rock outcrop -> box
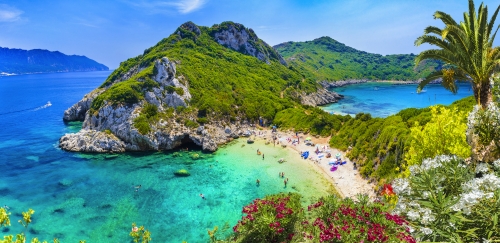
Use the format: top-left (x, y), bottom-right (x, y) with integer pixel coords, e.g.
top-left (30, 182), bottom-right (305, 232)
top-left (300, 88), bottom-right (344, 106)
top-left (63, 89), bottom-right (103, 122)
top-left (59, 130), bottom-right (125, 153)
top-left (212, 22), bottom-right (287, 65)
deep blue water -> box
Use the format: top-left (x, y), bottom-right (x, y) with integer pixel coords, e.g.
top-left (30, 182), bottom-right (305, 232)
top-left (322, 82), bottom-right (474, 117)
top-left (0, 72), bottom-right (334, 242)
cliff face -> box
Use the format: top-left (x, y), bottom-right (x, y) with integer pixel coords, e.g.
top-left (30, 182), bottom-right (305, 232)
top-left (60, 57), bottom-right (254, 152)
top-left (0, 47), bottom-right (108, 75)
top-left (59, 21), bottom-right (342, 153)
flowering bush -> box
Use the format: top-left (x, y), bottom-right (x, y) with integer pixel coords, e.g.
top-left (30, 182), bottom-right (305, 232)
top-left (404, 106), bottom-right (470, 176)
top-left (301, 194), bottom-right (414, 243)
top-left (467, 102), bottom-right (500, 162)
top-left (393, 155), bottom-right (500, 242)
top-left (231, 193), bottom-right (303, 243)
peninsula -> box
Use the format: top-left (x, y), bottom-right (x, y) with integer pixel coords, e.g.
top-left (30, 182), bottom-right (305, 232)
top-left (0, 47), bottom-right (108, 75)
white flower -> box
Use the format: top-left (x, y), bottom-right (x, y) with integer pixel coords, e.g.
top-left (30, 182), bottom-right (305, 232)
top-left (476, 163), bottom-right (490, 174)
top-left (420, 208), bottom-right (435, 225)
top-left (421, 227), bottom-right (433, 235)
top-left (422, 191), bottom-right (430, 199)
top-left (407, 210), bottom-right (420, 221)
top-left (392, 178), bottom-right (411, 195)
top-left (494, 159), bottom-right (500, 170)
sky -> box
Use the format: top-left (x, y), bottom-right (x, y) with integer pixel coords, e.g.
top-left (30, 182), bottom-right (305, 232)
top-left (1, 0), bottom-right (499, 69)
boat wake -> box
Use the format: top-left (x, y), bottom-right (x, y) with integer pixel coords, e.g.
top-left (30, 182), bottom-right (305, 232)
top-left (33, 101), bottom-right (52, 111)
top-left (0, 101), bottom-right (52, 115)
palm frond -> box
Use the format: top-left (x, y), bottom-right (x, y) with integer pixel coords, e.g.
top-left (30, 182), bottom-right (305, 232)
top-left (434, 11), bottom-right (458, 26)
top-left (486, 4), bottom-right (500, 38)
top-left (417, 70), bottom-right (444, 93)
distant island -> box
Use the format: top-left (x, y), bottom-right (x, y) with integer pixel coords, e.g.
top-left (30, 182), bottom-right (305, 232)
top-left (0, 47), bottom-right (108, 75)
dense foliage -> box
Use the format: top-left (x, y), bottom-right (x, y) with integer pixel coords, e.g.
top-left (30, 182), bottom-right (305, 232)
top-left (215, 193), bottom-right (414, 243)
top-left (404, 106), bottom-right (471, 176)
top-left (330, 96), bottom-right (475, 185)
top-left (273, 107), bottom-right (350, 136)
top-left (392, 156), bottom-right (500, 242)
top-left (92, 21), bottom-right (318, 122)
top-left (275, 37), bottom-right (442, 81)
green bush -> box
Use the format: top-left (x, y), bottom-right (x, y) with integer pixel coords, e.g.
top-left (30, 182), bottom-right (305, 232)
top-left (184, 119), bottom-right (199, 128)
top-left (392, 156), bottom-right (500, 242)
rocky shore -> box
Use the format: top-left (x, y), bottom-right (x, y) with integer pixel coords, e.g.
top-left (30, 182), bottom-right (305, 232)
top-left (319, 79), bottom-right (442, 89)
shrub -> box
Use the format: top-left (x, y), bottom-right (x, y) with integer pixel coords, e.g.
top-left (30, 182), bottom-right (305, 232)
top-left (303, 194), bottom-right (415, 243)
top-left (392, 155), bottom-right (500, 242)
top-left (231, 193), bottom-right (303, 242)
top-left (184, 119), bottom-right (198, 128)
top-left (404, 106), bottom-right (471, 176)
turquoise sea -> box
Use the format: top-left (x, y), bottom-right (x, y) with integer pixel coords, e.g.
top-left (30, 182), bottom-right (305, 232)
top-left (0, 72), bottom-right (336, 242)
top-left (322, 82), bottom-right (474, 117)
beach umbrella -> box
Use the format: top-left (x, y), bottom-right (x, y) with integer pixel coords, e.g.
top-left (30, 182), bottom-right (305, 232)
top-left (336, 153), bottom-right (341, 158)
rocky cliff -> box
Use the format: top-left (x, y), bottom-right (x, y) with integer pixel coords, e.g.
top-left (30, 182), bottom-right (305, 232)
top-left (60, 21), bottom-right (342, 153)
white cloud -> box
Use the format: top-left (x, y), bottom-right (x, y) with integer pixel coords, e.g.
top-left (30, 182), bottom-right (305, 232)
top-left (125, 0), bottom-right (207, 14)
top-left (0, 4), bottom-right (23, 22)
top-left (173, 0), bottom-right (206, 14)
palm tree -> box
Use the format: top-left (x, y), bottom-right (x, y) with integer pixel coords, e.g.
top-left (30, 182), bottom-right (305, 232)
top-left (415, 0), bottom-right (500, 108)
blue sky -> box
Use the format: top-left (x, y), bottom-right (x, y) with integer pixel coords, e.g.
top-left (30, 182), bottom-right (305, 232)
top-left (1, 0), bottom-right (499, 69)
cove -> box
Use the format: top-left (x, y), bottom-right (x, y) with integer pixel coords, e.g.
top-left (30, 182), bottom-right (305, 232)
top-left (322, 82), bottom-right (474, 117)
top-left (0, 71), bottom-right (334, 242)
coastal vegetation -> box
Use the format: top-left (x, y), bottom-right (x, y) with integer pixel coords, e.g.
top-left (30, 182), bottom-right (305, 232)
top-left (212, 193), bottom-right (414, 243)
top-left (330, 96), bottom-right (475, 185)
top-left (275, 37), bottom-right (442, 81)
top-left (92, 21), bottom-right (316, 123)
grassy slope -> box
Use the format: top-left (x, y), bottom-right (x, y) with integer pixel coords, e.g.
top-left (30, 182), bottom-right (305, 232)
top-left (275, 36), bottom-right (442, 81)
top-left (91, 22), bottom-right (319, 122)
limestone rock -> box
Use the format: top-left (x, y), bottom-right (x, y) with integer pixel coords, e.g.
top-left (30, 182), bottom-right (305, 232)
top-left (59, 130), bottom-right (125, 153)
top-left (300, 88), bottom-right (344, 106)
top-left (63, 89), bottom-right (104, 122)
top-left (213, 22), bottom-right (287, 65)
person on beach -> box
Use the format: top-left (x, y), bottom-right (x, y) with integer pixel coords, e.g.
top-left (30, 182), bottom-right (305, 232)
top-left (200, 193), bottom-right (205, 199)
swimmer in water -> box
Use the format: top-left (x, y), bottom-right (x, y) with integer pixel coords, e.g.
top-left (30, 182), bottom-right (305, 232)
top-left (200, 193), bottom-right (205, 199)
top-left (134, 185), bottom-right (142, 192)
top-left (256, 179), bottom-right (260, 185)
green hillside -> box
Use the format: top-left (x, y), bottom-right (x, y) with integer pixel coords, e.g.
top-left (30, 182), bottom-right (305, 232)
top-left (274, 36), bottom-right (442, 81)
top-left (92, 21), bottom-right (318, 121)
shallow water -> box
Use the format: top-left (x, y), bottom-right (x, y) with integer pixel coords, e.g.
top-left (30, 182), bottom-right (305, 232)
top-left (322, 82), bottom-right (474, 117)
top-left (0, 72), bottom-right (334, 242)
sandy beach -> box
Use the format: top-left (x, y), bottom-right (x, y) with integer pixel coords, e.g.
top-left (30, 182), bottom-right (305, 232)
top-left (250, 128), bottom-right (376, 199)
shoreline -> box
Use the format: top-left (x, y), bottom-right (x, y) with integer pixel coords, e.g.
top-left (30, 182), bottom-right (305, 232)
top-left (248, 128), bottom-right (376, 199)
top-left (319, 79), bottom-right (442, 89)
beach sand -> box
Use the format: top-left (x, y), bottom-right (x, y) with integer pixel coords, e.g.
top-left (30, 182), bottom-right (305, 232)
top-left (249, 128), bottom-right (376, 199)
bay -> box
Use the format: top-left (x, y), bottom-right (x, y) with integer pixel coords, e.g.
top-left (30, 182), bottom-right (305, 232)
top-left (0, 72), bottom-right (334, 242)
top-left (322, 82), bottom-right (474, 117)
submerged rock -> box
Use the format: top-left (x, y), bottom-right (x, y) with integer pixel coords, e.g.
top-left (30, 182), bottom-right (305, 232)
top-left (174, 169), bottom-right (190, 177)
